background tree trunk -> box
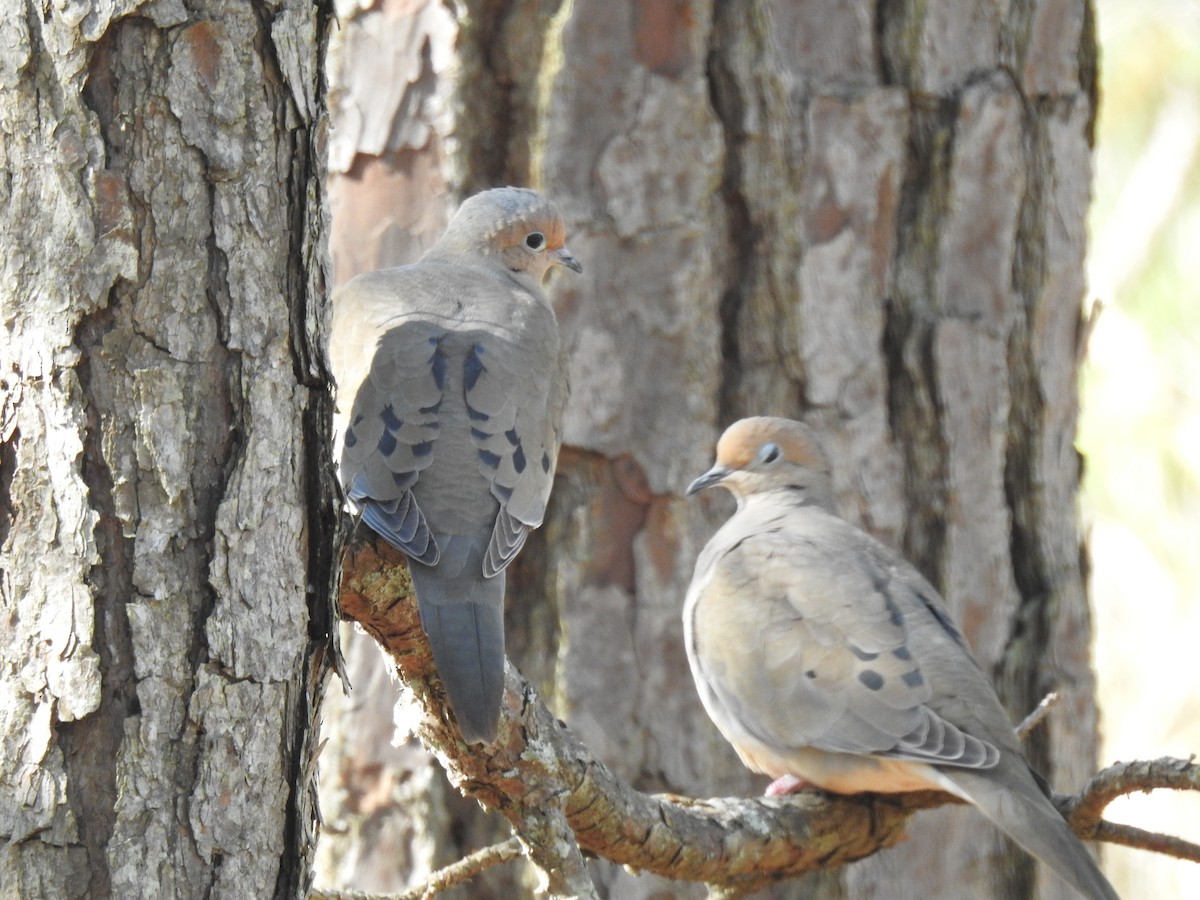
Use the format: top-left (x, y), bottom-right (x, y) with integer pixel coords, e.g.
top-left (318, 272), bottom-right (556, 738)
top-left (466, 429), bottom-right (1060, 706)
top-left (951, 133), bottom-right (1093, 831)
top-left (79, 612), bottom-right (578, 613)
top-left (0, 2), bottom-right (335, 897)
top-left (318, 0), bottom-right (1099, 897)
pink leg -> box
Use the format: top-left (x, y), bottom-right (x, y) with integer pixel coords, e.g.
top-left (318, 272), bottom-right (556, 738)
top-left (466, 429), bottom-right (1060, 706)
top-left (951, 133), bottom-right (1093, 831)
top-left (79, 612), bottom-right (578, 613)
top-left (764, 774), bottom-right (813, 796)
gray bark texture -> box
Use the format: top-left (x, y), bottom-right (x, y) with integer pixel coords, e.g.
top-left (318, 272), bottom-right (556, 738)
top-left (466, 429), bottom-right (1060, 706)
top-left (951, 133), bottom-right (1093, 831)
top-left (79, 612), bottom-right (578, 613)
top-left (0, 1), bottom-right (336, 898)
top-left (316, 0), bottom-right (1100, 898)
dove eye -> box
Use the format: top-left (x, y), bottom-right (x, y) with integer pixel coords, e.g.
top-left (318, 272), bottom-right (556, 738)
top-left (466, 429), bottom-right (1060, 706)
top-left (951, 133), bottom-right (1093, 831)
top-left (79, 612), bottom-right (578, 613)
top-left (757, 443), bottom-right (781, 465)
top-left (524, 231), bottom-right (546, 251)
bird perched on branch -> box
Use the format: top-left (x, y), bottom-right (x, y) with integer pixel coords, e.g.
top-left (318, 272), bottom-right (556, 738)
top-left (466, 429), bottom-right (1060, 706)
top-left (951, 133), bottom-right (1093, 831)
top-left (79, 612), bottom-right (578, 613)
top-left (331, 187), bottom-right (580, 743)
top-left (683, 416), bottom-right (1118, 900)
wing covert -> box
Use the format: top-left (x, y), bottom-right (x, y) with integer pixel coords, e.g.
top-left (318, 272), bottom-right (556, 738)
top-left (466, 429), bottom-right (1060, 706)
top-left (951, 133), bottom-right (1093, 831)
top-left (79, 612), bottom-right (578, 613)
top-left (699, 528), bottom-right (999, 771)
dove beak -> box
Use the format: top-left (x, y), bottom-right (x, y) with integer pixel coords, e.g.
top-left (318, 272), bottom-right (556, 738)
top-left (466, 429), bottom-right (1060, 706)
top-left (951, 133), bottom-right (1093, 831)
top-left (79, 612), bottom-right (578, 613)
top-left (687, 465), bottom-right (733, 496)
top-left (553, 247), bottom-right (583, 274)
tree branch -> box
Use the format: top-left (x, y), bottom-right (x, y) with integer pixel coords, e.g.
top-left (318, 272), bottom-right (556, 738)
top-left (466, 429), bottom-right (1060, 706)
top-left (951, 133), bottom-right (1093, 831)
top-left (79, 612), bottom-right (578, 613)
top-left (1059, 755), bottom-right (1200, 862)
top-left (333, 537), bottom-right (1199, 895)
top-left (1067, 756), bottom-right (1200, 829)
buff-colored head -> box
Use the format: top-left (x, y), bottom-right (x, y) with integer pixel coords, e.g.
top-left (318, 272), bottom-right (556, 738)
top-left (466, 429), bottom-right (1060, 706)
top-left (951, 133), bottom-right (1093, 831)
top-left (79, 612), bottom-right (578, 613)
top-left (430, 187), bottom-right (582, 286)
top-left (687, 416), bottom-right (834, 509)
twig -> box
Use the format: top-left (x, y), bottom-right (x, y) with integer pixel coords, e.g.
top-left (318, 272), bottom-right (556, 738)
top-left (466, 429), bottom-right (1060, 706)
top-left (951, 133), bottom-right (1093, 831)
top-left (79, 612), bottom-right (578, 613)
top-left (1090, 821), bottom-right (1200, 863)
top-left (308, 838), bottom-right (526, 900)
top-left (1076, 299), bottom-right (1104, 365)
top-left (396, 837), bottom-right (523, 900)
top-left (1016, 691), bottom-right (1059, 739)
top-left (309, 886), bottom-right (388, 899)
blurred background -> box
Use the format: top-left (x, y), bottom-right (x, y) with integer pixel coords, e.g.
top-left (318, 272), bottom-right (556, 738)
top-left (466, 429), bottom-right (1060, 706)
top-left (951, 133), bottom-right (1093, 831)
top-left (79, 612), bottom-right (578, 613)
top-left (315, 0), bottom-right (1200, 895)
top-left (1084, 0), bottom-right (1200, 896)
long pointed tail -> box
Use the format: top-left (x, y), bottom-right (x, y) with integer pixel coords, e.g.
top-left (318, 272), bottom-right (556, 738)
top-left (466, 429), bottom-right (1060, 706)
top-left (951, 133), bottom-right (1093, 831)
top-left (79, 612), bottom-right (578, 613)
top-left (950, 760), bottom-right (1119, 900)
top-left (408, 544), bottom-right (505, 744)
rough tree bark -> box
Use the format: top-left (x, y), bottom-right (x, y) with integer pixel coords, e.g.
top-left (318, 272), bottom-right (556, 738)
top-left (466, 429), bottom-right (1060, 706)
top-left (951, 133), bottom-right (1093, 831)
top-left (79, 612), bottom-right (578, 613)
top-left (317, 0), bottom-right (1102, 898)
top-left (0, 2), bottom-right (335, 898)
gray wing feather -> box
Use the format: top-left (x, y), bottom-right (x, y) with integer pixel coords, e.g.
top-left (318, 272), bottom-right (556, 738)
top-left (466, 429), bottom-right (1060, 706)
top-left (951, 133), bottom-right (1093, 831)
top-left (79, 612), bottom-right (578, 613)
top-left (463, 321), bottom-right (564, 577)
top-left (340, 317), bottom-right (446, 562)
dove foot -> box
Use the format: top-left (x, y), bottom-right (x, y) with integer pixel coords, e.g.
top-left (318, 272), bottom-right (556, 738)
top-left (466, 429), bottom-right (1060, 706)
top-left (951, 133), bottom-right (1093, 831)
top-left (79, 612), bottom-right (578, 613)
top-left (765, 774), bottom-right (812, 796)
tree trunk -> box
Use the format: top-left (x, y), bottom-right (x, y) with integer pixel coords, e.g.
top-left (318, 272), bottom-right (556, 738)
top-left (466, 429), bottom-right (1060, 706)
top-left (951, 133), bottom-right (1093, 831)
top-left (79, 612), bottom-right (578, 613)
top-left (0, 2), bottom-right (335, 897)
top-left (318, 1), bottom-right (1099, 897)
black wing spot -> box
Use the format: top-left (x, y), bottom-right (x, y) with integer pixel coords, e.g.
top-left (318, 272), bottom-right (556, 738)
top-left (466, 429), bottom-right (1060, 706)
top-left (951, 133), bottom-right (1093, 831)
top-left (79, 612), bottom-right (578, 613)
top-left (412, 440), bottom-right (433, 457)
top-left (470, 427), bottom-right (490, 441)
top-left (541, 451), bottom-right (551, 473)
top-left (478, 449), bottom-right (501, 469)
top-left (902, 670), bottom-right (925, 689)
top-left (344, 428), bottom-right (358, 449)
top-left (502, 429), bottom-right (527, 473)
top-left (380, 404), bottom-right (402, 430)
top-left (885, 597), bottom-right (904, 628)
top-left (858, 670), bottom-right (884, 691)
top-left (850, 645), bottom-right (879, 661)
top-left (430, 338), bottom-right (447, 389)
top-left (804, 669), bottom-right (817, 680)
top-left (892, 646), bottom-right (912, 661)
top-left (378, 429), bottom-right (397, 456)
top-left (467, 406), bottom-right (488, 422)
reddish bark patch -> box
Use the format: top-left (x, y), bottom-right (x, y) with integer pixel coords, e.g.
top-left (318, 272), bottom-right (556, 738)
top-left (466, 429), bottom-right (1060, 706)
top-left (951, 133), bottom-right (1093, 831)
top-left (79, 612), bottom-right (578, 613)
top-left (180, 21), bottom-right (222, 91)
top-left (580, 456), bottom-right (650, 593)
top-left (634, 0), bottom-right (694, 79)
top-left (643, 497), bottom-right (681, 585)
top-left (92, 171), bottom-right (133, 243)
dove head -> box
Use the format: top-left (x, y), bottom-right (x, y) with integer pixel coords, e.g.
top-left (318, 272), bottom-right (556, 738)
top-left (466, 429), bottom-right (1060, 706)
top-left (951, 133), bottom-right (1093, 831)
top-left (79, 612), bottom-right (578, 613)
top-left (687, 416), bottom-right (835, 510)
top-left (433, 187), bottom-right (582, 288)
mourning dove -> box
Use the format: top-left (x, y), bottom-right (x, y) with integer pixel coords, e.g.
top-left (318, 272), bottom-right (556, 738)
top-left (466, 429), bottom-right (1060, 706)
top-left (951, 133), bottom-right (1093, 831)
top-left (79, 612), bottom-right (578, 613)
top-left (684, 417), bottom-right (1118, 900)
top-left (331, 187), bottom-right (580, 743)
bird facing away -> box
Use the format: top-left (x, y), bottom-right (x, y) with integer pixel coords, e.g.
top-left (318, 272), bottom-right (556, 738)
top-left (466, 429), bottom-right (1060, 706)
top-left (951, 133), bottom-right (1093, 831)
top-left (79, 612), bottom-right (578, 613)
top-left (683, 417), bottom-right (1118, 900)
top-left (331, 187), bottom-right (580, 743)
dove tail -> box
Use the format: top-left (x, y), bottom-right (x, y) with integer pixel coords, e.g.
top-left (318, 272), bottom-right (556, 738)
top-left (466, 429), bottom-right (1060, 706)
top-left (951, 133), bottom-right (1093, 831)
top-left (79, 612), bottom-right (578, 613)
top-left (408, 553), bottom-right (506, 744)
top-left (951, 762), bottom-right (1119, 900)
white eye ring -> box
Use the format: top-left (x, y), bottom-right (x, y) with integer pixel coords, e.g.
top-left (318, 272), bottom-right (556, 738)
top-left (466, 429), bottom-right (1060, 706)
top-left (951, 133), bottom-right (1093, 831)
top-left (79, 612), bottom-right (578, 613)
top-left (757, 442), bottom-right (781, 464)
top-left (524, 231), bottom-right (546, 251)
